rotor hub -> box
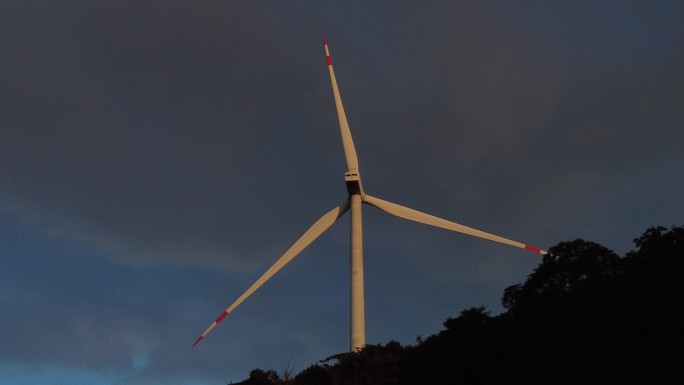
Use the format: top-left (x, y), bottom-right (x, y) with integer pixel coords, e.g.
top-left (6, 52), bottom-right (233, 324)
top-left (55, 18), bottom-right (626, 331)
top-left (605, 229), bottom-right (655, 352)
top-left (345, 170), bottom-right (362, 196)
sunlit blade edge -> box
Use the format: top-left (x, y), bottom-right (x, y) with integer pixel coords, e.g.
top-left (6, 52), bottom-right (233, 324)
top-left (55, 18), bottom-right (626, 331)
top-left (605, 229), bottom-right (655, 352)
top-left (193, 199), bottom-right (351, 347)
top-left (363, 194), bottom-right (547, 255)
top-left (325, 40), bottom-right (359, 172)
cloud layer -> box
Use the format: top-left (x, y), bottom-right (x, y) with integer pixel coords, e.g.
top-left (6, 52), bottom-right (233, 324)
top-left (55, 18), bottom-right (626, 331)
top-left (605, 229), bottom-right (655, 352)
top-left (1, 1), bottom-right (682, 384)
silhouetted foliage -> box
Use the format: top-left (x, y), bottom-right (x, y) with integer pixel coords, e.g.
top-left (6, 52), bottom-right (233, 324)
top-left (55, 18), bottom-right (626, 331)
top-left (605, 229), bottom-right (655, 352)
top-left (232, 226), bottom-right (684, 385)
top-left (502, 239), bottom-right (620, 318)
top-left (292, 341), bottom-right (402, 385)
top-left (492, 226), bottom-right (684, 385)
top-left (400, 307), bottom-right (510, 385)
top-left (234, 369), bottom-right (282, 385)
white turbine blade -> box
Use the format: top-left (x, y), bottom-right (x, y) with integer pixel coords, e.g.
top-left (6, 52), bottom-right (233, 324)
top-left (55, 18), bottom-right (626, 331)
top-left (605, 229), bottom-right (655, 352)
top-left (193, 200), bottom-right (350, 347)
top-left (363, 194), bottom-right (548, 255)
top-left (324, 38), bottom-right (359, 173)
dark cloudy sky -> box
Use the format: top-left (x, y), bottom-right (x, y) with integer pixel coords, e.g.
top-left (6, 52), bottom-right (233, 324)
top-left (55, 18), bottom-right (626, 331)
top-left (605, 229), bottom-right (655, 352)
top-left (2, 1), bottom-right (682, 384)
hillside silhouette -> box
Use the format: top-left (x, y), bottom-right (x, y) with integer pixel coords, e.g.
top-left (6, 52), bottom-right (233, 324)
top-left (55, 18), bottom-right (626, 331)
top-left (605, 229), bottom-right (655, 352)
top-left (232, 225), bottom-right (683, 385)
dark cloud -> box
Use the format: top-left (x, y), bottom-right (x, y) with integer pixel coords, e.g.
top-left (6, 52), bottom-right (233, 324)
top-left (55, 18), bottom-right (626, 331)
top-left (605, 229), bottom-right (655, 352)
top-left (2, 1), bottom-right (683, 384)
top-left (0, 1), bottom-right (329, 268)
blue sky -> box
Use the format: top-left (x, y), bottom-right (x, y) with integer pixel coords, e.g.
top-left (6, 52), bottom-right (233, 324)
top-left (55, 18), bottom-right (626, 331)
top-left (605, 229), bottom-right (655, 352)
top-left (1, 1), bottom-right (683, 384)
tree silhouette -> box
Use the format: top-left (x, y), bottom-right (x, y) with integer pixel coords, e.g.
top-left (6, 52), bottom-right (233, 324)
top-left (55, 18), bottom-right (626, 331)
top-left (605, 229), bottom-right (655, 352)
top-left (234, 369), bottom-right (281, 385)
top-left (232, 226), bottom-right (684, 385)
top-left (502, 239), bottom-right (620, 318)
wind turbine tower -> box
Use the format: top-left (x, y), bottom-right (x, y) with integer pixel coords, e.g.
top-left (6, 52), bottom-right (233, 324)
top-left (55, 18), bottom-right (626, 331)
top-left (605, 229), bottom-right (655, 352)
top-left (193, 39), bottom-right (549, 352)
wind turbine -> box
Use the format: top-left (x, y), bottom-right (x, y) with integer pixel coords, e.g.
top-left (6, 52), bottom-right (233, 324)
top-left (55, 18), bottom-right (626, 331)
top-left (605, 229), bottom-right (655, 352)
top-left (193, 39), bottom-right (548, 351)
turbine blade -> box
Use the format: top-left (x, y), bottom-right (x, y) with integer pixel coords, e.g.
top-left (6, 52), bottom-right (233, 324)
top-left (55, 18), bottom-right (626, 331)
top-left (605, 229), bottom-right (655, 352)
top-left (193, 200), bottom-right (351, 347)
top-left (324, 38), bottom-right (360, 173)
top-left (363, 194), bottom-right (548, 255)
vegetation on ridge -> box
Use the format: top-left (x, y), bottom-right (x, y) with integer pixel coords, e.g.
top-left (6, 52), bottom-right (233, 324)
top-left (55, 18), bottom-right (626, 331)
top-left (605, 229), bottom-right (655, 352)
top-left (233, 226), bottom-right (684, 385)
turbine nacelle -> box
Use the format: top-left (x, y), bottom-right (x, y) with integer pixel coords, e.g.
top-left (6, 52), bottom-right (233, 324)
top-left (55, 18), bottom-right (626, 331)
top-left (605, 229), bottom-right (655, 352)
top-left (344, 169), bottom-right (363, 196)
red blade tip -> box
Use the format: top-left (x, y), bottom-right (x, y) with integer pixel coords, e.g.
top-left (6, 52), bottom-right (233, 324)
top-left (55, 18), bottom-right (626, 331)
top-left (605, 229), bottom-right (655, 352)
top-left (192, 335), bottom-right (203, 348)
top-left (524, 245), bottom-right (543, 254)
